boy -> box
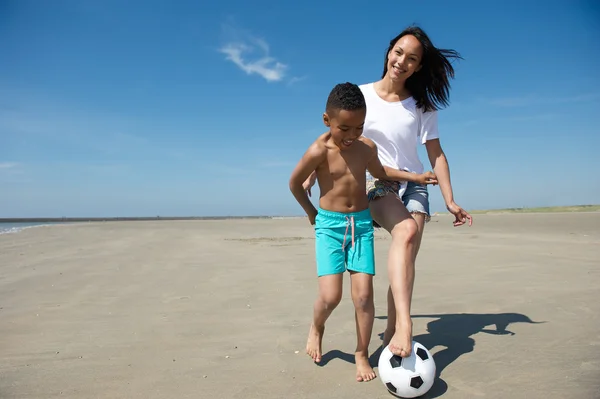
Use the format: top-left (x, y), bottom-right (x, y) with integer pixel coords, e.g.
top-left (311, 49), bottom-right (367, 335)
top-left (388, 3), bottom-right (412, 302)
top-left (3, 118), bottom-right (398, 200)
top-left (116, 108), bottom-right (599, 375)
top-left (288, 82), bottom-right (434, 382)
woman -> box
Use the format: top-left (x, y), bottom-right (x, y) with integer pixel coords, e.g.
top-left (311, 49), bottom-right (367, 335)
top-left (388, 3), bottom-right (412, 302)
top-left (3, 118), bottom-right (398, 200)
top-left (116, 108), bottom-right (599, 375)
top-left (304, 25), bottom-right (472, 359)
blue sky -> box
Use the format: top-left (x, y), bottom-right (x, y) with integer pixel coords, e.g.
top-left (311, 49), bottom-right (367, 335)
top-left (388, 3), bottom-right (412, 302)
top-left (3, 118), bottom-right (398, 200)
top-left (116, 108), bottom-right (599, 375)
top-left (1, 0), bottom-right (599, 217)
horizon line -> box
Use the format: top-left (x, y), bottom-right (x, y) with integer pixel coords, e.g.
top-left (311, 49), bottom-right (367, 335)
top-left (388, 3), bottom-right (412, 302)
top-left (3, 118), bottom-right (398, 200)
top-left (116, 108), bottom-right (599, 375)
top-left (1, 204), bottom-right (599, 223)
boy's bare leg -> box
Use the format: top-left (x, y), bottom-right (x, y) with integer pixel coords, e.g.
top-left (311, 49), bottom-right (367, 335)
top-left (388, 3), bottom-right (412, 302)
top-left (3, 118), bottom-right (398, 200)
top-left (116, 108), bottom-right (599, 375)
top-left (307, 273), bottom-right (343, 363)
top-left (349, 271), bottom-right (376, 382)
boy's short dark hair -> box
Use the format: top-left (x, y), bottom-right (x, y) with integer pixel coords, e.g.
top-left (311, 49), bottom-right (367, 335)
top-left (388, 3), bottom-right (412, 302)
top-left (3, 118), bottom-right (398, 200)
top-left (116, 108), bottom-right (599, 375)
top-left (325, 82), bottom-right (366, 114)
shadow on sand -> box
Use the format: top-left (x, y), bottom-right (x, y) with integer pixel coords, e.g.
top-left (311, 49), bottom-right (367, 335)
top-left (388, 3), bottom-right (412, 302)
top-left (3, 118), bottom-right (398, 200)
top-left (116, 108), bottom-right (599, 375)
top-left (318, 312), bottom-right (544, 397)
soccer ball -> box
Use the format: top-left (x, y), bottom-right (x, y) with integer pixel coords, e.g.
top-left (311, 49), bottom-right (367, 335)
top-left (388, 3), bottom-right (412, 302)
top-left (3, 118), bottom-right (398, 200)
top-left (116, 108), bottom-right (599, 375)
top-left (378, 341), bottom-right (436, 398)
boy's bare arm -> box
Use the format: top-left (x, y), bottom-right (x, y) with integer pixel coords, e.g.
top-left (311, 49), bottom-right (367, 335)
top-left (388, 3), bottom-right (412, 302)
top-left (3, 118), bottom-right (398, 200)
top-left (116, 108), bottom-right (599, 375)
top-left (289, 142), bottom-right (326, 223)
top-left (365, 141), bottom-right (419, 182)
top-left (382, 166), bottom-right (437, 184)
top-left (364, 139), bottom-right (438, 184)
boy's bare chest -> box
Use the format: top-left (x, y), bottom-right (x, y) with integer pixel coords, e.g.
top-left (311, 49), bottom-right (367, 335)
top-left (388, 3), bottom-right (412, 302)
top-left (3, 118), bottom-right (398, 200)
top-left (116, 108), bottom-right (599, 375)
top-left (325, 149), bottom-right (368, 180)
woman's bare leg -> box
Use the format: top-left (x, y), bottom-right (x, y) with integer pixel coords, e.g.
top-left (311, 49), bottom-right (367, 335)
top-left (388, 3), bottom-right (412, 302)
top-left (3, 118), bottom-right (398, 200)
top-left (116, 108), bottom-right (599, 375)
top-left (382, 212), bottom-right (427, 352)
top-left (369, 194), bottom-right (418, 357)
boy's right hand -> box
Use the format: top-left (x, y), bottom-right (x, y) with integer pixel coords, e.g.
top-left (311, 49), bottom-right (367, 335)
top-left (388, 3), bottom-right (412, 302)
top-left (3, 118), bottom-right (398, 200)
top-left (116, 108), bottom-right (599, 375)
top-left (417, 171), bottom-right (438, 185)
top-left (303, 171), bottom-right (317, 197)
top-left (308, 211), bottom-right (317, 225)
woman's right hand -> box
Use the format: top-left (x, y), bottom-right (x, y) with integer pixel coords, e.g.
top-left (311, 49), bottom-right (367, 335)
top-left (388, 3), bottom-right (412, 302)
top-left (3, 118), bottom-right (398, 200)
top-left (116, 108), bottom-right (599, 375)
top-left (417, 171), bottom-right (438, 185)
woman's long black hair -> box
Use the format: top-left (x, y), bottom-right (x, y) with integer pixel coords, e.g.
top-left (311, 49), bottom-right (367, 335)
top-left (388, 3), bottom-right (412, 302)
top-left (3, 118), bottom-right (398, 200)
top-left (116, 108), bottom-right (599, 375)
top-left (382, 26), bottom-right (462, 112)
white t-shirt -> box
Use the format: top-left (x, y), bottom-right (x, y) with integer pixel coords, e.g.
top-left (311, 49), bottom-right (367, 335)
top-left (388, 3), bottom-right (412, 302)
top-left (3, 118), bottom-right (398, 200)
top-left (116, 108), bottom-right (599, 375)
top-left (360, 82), bottom-right (439, 175)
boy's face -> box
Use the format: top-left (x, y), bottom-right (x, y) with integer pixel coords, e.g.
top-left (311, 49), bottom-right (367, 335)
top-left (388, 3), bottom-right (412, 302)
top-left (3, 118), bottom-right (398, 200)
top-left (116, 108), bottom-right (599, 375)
top-left (323, 108), bottom-right (366, 150)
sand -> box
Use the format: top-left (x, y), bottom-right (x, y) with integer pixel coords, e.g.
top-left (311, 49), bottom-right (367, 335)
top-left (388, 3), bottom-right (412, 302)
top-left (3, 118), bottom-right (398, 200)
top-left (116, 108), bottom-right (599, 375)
top-left (0, 212), bottom-right (599, 399)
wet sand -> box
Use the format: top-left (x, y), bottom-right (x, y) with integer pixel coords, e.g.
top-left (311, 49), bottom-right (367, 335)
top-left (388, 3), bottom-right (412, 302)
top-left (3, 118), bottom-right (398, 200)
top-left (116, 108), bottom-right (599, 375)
top-left (0, 212), bottom-right (599, 398)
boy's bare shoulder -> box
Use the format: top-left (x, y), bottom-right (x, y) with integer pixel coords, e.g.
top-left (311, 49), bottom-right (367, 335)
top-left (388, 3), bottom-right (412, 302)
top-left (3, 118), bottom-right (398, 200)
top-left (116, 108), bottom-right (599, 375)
top-left (305, 132), bottom-right (331, 159)
top-left (358, 136), bottom-right (378, 157)
top-left (316, 131), bottom-right (333, 145)
top-left (358, 136), bottom-right (377, 149)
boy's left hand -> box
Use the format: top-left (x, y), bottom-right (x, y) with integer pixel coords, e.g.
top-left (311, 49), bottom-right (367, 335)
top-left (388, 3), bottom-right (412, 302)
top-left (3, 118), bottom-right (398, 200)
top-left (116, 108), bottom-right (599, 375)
top-left (416, 171), bottom-right (438, 185)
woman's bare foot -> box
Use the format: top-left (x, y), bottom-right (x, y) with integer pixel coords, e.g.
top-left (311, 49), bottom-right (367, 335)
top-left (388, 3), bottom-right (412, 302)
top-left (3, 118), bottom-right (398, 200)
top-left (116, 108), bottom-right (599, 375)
top-left (355, 352), bottom-right (376, 382)
top-left (388, 319), bottom-right (413, 357)
top-left (306, 323), bottom-right (324, 363)
top-left (382, 328), bottom-right (393, 348)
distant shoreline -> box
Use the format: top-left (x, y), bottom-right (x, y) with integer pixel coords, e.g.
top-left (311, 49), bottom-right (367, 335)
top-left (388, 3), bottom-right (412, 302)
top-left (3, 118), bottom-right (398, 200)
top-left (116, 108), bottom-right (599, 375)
top-left (0, 216), bottom-right (276, 223)
top-left (1, 205), bottom-right (599, 223)
top-left (467, 204), bottom-right (600, 215)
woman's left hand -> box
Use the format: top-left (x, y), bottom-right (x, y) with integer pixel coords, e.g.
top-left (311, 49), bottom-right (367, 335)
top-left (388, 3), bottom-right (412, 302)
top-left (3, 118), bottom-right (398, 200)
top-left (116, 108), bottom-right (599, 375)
top-left (446, 202), bottom-right (473, 227)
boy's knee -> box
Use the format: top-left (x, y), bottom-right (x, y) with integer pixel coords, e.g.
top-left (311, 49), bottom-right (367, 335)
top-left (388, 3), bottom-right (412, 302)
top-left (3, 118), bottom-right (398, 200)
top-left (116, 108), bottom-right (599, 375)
top-left (352, 292), bottom-right (374, 311)
top-left (391, 219), bottom-right (418, 245)
top-left (321, 292), bottom-right (342, 309)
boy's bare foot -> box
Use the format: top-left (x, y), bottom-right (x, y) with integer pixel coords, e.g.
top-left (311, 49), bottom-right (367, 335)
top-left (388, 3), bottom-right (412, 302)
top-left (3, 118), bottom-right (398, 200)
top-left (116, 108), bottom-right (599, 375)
top-left (306, 323), bottom-right (324, 363)
top-left (355, 352), bottom-right (376, 382)
top-left (388, 319), bottom-right (413, 357)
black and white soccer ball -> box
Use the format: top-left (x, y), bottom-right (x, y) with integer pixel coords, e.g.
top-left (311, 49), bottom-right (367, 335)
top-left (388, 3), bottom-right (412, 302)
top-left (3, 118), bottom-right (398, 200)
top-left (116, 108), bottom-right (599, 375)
top-left (378, 340), bottom-right (436, 398)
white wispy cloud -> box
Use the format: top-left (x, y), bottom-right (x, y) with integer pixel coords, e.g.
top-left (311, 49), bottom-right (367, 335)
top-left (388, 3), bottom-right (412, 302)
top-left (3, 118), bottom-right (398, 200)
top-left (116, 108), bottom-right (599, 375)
top-left (484, 93), bottom-right (600, 107)
top-left (460, 113), bottom-right (557, 127)
top-left (0, 162), bottom-right (18, 169)
top-left (0, 162), bottom-right (27, 183)
top-left (260, 161), bottom-right (295, 168)
top-left (0, 87), bottom-right (190, 160)
top-left (0, 90), bottom-right (145, 155)
top-left (287, 76), bottom-right (307, 86)
top-left (218, 23), bottom-right (288, 83)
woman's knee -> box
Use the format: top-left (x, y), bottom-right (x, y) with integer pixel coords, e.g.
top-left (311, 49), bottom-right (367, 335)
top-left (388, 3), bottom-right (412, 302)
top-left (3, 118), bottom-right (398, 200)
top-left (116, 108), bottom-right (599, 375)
top-left (369, 194), bottom-right (415, 235)
top-left (390, 218), bottom-right (419, 245)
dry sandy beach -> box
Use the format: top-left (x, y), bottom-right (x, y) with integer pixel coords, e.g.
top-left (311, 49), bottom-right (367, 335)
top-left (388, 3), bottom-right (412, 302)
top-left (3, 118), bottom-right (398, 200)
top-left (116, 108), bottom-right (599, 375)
top-left (1, 213), bottom-right (599, 399)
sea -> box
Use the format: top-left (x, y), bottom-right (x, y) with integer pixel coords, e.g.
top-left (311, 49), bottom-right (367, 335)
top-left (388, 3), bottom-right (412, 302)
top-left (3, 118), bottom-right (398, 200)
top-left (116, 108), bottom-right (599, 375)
top-left (0, 222), bottom-right (60, 235)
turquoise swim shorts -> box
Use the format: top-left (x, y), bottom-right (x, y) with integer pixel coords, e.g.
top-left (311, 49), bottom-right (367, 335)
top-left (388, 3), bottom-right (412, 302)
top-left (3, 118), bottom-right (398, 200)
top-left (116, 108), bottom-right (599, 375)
top-left (314, 207), bottom-right (375, 277)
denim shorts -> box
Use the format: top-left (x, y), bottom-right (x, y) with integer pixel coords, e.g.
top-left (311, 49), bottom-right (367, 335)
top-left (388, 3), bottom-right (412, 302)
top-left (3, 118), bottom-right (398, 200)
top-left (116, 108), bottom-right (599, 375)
top-left (366, 172), bottom-right (431, 222)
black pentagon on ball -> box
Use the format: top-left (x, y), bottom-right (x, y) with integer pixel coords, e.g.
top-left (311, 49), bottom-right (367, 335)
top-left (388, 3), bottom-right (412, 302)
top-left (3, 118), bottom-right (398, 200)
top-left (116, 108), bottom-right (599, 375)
top-left (410, 376), bottom-right (424, 389)
top-left (389, 354), bottom-right (403, 368)
top-left (386, 382), bottom-right (397, 393)
top-left (416, 347), bottom-right (429, 361)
